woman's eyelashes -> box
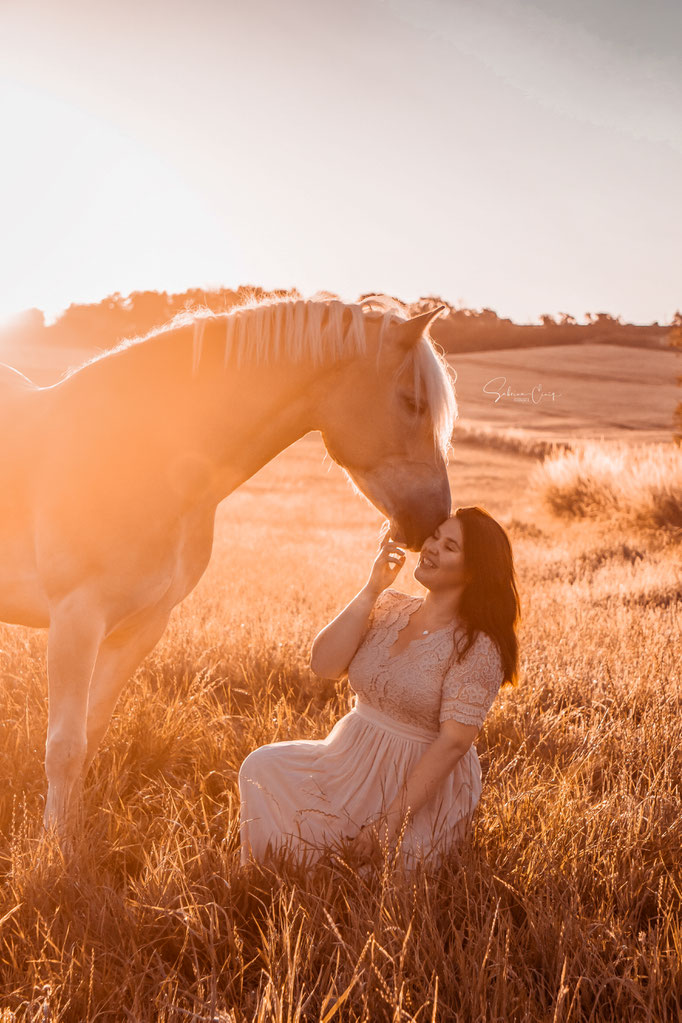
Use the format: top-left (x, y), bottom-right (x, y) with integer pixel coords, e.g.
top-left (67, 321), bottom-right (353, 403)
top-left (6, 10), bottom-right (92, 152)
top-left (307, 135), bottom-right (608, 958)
top-left (433, 532), bottom-right (458, 553)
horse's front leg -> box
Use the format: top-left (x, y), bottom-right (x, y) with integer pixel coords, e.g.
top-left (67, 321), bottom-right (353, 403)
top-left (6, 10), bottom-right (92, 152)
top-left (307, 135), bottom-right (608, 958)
top-left (83, 610), bottom-right (170, 776)
top-left (44, 597), bottom-right (105, 835)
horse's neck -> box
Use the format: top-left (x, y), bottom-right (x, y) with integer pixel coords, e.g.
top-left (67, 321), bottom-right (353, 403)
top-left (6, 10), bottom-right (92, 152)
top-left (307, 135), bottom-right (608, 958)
top-left (60, 321), bottom-right (330, 502)
top-left (202, 358), bottom-right (322, 495)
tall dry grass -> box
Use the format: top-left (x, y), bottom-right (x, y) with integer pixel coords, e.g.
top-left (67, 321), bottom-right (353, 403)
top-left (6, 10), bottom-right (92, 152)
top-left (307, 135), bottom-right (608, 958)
top-left (0, 438), bottom-right (681, 1021)
top-left (530, 441), bottom-right (682, 533)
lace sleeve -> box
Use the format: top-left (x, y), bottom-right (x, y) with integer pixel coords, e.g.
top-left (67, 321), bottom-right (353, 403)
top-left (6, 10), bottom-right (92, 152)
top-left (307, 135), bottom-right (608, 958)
top-left (366, 588), bottom-right (407, 632)
top-left (439, 631), bottom-right (504, 729)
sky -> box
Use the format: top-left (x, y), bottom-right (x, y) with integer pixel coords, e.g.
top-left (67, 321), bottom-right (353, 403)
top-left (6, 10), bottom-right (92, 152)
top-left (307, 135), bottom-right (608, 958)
top-left (0, 0), bottom-right (680, 326)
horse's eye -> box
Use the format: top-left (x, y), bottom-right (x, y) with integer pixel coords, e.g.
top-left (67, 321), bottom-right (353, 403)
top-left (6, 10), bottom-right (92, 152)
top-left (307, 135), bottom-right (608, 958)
top-left (403, 394), bottom-right (427, 416)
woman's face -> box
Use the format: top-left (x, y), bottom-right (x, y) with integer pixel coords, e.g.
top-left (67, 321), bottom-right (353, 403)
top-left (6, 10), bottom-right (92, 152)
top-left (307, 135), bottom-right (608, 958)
top-left (414, 516), bottom-right (469, 593)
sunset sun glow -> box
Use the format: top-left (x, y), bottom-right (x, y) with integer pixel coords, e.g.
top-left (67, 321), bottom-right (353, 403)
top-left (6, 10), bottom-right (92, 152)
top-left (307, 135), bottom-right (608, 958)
top-left (1, 0), bottom-right (680, 328)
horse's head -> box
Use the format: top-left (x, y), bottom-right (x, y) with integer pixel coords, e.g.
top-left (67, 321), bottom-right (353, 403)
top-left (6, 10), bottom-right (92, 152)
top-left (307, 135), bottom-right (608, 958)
top-left (315, 302), bottom-right (457, 550)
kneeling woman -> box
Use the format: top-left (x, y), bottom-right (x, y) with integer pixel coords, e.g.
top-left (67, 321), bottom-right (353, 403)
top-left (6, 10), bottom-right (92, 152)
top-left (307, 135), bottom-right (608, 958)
top-left (239, 506), bottom-right (520, 870)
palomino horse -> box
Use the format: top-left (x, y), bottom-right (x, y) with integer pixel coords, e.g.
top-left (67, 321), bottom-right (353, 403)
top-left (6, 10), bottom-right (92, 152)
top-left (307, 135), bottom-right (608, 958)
top-left (0, 295), bottom-right (457, 834)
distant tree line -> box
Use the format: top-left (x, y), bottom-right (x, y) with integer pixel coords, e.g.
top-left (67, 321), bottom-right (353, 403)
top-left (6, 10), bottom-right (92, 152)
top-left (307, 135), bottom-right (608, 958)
top-left (1, 286), bottom-right (675, 356)
top-left (409, 296), bottom-right (673, 354)
top-left (0, 286), bottom-right (299, 353)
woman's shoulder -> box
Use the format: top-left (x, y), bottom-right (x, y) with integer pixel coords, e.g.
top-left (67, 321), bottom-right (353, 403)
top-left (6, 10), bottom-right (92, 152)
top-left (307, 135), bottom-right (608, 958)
top-left (453, 627), bottom-right (502, 666)
top-left (377, 588), bottom-right (417, 605)
top-left (374, 588), bottom-right (420, 614)
top-left (368, 588), bottom-right (417, 627)
top-left (470, 629), bottom-right (505, 678)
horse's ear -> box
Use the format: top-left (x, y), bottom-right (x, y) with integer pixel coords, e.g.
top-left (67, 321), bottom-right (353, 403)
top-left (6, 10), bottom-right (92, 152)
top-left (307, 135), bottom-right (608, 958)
top-left (394, 306), bottom-right (447, 349)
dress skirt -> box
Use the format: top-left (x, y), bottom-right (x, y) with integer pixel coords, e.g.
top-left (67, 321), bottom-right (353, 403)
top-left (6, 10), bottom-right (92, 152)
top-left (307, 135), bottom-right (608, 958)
top-left (238, 697), bottom-right (482, 871)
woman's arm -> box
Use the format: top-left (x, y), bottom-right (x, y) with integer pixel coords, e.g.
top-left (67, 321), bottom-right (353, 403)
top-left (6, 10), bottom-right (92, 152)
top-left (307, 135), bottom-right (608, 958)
top-left (309, 585), bottom-right (379, 679)
top-left (309, 528), bottom-right (406, 679)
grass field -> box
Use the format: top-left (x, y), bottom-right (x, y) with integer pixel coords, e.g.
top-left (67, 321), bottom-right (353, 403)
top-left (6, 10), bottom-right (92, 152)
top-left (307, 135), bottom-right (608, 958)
top-left (0, 341), bottom-right (681, 1020)
top-left (447, 343), bottom-right (680, 445)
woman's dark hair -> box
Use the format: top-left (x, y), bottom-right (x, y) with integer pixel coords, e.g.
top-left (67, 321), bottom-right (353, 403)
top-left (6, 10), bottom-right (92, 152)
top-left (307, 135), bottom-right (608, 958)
top-left (450, 505), bottom-right (521, 687)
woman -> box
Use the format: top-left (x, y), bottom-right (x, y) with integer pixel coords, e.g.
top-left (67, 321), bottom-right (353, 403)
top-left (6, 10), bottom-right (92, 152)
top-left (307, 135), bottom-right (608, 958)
top-left (239, 506), bottom-right (520, 871)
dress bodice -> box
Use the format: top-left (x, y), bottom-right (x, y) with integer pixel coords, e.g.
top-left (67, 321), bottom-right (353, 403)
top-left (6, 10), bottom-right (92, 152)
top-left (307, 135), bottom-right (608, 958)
top-left (347, 589), bottom-right (505, 733)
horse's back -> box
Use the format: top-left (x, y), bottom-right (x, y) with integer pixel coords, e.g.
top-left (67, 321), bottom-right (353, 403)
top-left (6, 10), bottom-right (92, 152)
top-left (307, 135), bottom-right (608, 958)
top-left (0, 362), bottom-right (40, 418)
top-left (0, 364), bottom-right (52, 626)
top-left (0, 361), bottom-right (38, 393)
top-left (0, 362), bottom-right (46, 463)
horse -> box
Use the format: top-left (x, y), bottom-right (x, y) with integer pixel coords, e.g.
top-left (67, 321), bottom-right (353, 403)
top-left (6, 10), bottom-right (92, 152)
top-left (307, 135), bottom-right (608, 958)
top-left (0, 294), bottom-right (457, 835)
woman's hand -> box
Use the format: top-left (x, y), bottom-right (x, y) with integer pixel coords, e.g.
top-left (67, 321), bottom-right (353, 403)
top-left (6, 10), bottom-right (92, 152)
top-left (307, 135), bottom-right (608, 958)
top-left (347, 822), bottom-right (381, 862)
top-left (309, 524), bottom-right (405, 681)
top-left (346, 814), bottom-right (397, 862)
top-left (366, 522), bottom-right (406, 597)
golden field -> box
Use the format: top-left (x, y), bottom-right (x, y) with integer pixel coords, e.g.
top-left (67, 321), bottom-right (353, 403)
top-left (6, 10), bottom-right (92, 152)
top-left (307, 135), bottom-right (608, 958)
top-left (0, 341), bottom-right (681, 1021)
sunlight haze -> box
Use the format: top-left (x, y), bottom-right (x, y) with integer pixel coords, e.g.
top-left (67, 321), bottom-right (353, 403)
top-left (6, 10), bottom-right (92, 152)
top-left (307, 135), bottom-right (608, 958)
top-left (1, 0), bottom-right (680, 326)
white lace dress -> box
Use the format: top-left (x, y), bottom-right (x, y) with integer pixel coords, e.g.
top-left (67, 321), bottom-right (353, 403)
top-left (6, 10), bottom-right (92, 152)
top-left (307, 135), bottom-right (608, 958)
top-left (239, 588), bottom-right (505, 870)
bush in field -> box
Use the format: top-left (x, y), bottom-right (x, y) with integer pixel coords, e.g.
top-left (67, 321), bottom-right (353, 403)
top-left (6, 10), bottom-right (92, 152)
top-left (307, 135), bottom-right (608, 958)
top-left (454, 420), bottom-right (573, 459)
top-left (529, 440), bottom-right (682, 531)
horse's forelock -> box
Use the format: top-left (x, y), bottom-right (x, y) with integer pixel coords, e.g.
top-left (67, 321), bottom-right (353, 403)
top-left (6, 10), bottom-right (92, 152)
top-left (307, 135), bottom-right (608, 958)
top-left (363, 299), bottom-right (457, 460)
top-left (417, 339), bottom-right (458, 458)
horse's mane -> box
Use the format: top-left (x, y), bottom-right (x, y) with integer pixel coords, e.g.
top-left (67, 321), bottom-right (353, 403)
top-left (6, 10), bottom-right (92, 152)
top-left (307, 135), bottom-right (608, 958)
top-left (79, 294), bottom-right (457, 457)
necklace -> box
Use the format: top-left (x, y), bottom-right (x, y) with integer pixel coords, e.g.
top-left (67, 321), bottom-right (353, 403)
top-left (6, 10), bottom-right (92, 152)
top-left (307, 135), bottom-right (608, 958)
top-left (412, 600), bottom-right (462, 638)
top-left (419, 618), bottom-right (463, 637)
